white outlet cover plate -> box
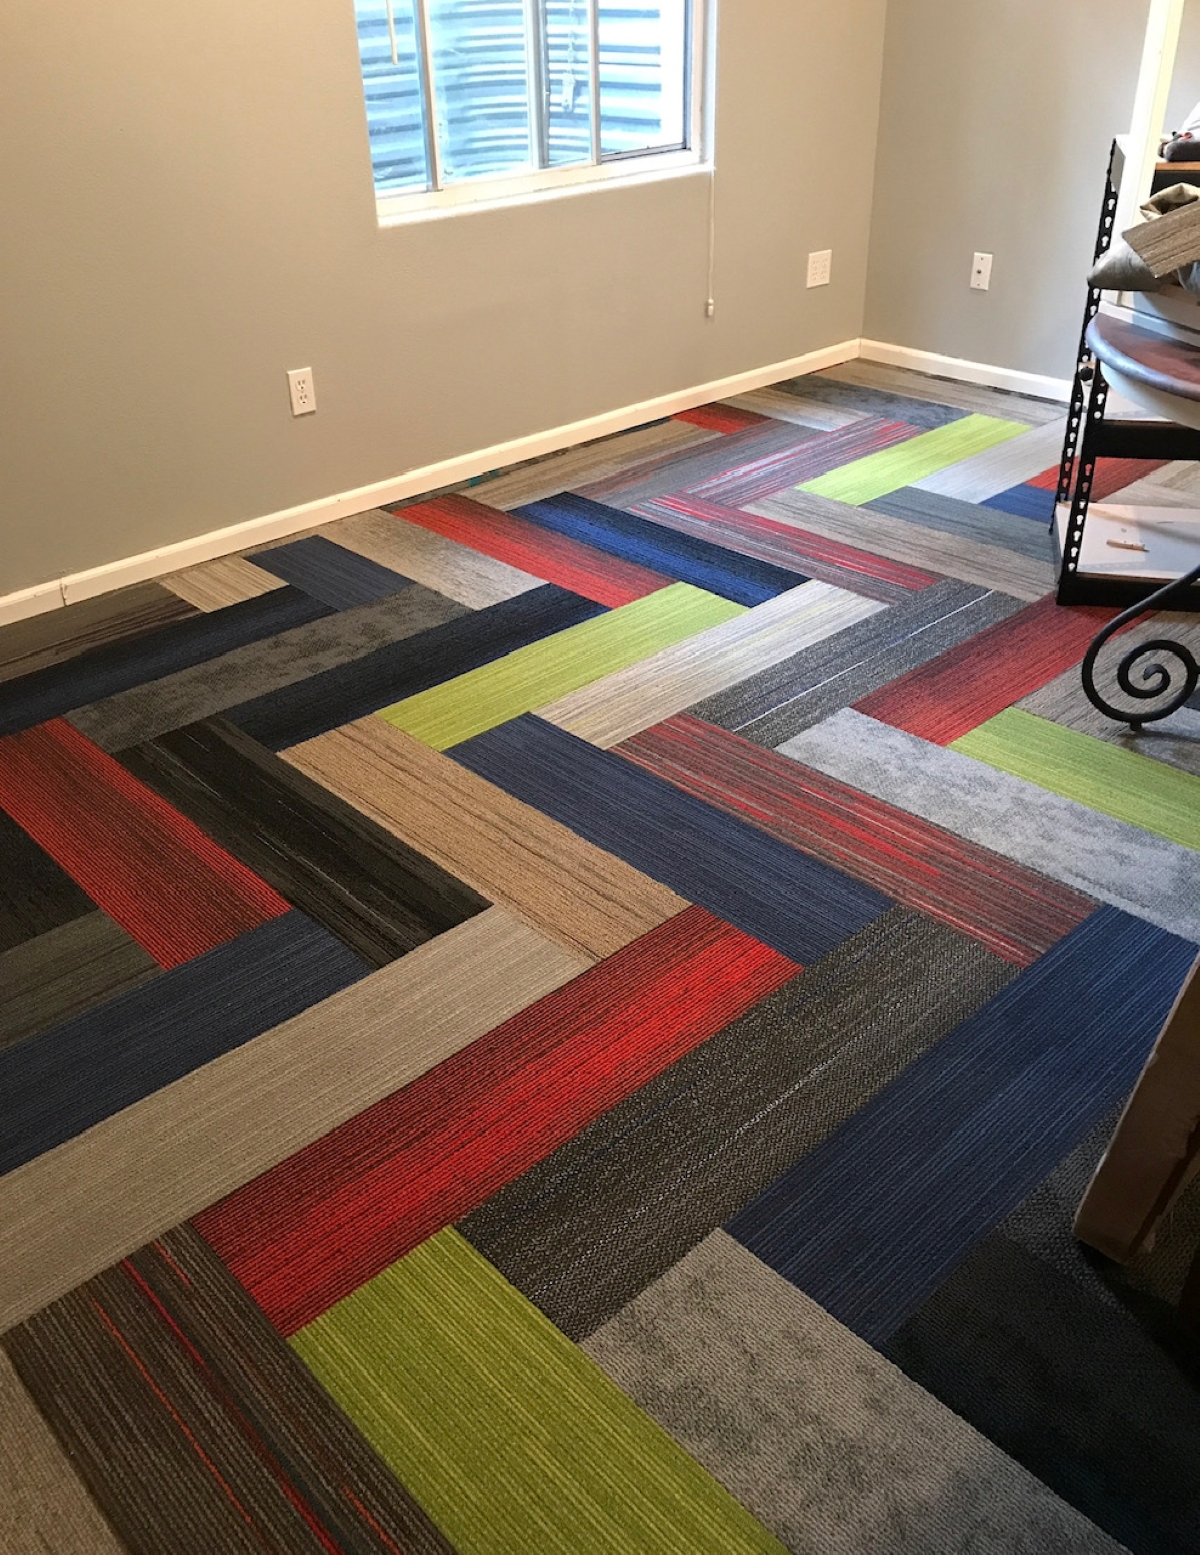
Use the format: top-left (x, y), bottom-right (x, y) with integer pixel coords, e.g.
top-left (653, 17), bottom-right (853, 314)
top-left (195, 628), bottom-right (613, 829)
top-left (807, 250), bottom-right (832, 288)
top-left (287, 367), bottom-right (316, 416)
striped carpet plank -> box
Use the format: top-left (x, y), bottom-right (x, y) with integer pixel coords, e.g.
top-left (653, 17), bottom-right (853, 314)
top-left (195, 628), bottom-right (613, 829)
top-left (378, 582), bottom-right (744, 751)
top-left (721, 387), bottom-right (869, 431)
top-left (674, 401), bottom-right (770, 432)
top-left (682, 417), bottom-right (924, 508)
top-left (584, 1233), bottom-right (1126, 1555)
top-left (539, 583), bottom-right (885, 749)
top-left (781, 709), bottom-right (1200, 943)
top-left (0, 1349), bottom-right (127, 1555)
top-left (161, 554), bottom-right (286, 611)
top-left (726, 906), bottom-right (1197, 1345)
top-left (393, 494), bottom-right (674, 605)
top-left (68, 584), bottom-right (470, 753)
top-left (225, 584), bottom-right (605, 752)
top-left (285, 719), bottom-right (687, 961)
top-left (0, 586), bottom-right (333, 737)
top-left (0, 909), bottom-right (583, 1333)
top-left (0, 913), bottom-right (158, 1052)
top-left (3, 1228), bottom-right (454, 1555)
top-left (576, 421), bottom-right (818, 510)
top-left (251, 533), bottom-right (414, 608)
top-left (0, 583), bottom-right (197, 684)
top-left (630, 492), bottom-right (939, 601)
top-left (746, 488), bottom-right (1055, 600)
top-left (1028, 455), bottom-right (1172, 500)
top-left (692, 579), bottom-right (1026, 748)
top-left (884, 1224), bottom-right (1200, 1555)
top-left (119, 717), bottom-right (489, 968)
top-left (980, 483), bottom-right (1057, 521)
top-left (460, 909), bottom-right (1014, 1341)
top-left (778, 372), bottom-right (970, 430)
top-left (822, 360), bottom-right (1067, 425)
top-left (910, 418), bottom-right (1068, 501)
top-left (0, 808), bottom-right (96, 955)
top-left (952, 708), bottom-right (1200, 851)
top-left (198, 906), bottom-right (797, 1335)
top-left (328, 506), bottom-right (543, 607)
top-left (866, 486), bottom-right (1055, 560)
top-left (1020, 655), bottom-right (1200, 779)
top-left (515, 492), bottom-right (805, 606)
top-left (290, 1229), bottom-right (786, 1555)
top-left (800, 415), bottom-right (1027, 506)
top-left (0, 911), bottom-right (368, 1175)
top-left (853, 595), bottom-right (1116, 744)
top-left (617, 715), bottom-right (1094, 965)
top-left (451, 715), bottom-right (893, 964)
top-left (468, 416), bottom-right (718, 508)
top-left (0, 719), bottom-right (289, 967)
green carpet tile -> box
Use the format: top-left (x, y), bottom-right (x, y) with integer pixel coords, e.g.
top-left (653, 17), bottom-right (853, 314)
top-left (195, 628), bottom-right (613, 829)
top-left (800, 414), bottom-right (1026, 506)
top-left (952, 706), bottom-right (1200, 852)
top-left (378, 581), bottom-right (743, 750)
top-left (290, 1228), bottom-right (785, 1555)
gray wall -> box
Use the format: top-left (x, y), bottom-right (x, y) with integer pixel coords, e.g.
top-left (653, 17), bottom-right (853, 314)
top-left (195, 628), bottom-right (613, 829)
top-left (864, 0), bottom-right (1154, 383)
top-left (0, 0), bottom-right (885, 594)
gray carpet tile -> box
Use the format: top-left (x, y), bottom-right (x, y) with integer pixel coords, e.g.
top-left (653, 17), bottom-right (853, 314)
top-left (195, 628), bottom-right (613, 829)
top-left (691, 578), bottom-right (1024, 746)
top-left (779, 709), bottom-right (1200, 943)
top-left (822, 360), bottom-right (1068, 425)
top-left (868, 486), bottom-right (1056, 561)
top-left (66, 586), bottom-right (468, 752)
top-left (0, 914), bottom-right (159, 1053)
top-left (774, 373), bottom-right (969, 430)
top-left (459, 908), bottom-right (1015, 1341)
top-left (577, 422), bottom-right (815, 510)
top-left (584, 1232), bottom-right (1127, 1555)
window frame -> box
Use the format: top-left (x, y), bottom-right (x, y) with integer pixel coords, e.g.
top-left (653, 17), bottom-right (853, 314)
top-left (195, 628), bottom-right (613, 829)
top-left (368, 0), bottom-right (711, 225)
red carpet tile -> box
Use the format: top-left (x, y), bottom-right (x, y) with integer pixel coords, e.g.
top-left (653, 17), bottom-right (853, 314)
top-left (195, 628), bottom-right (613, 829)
top-left (1028, 457), bottom-right (1170, 499)
top-left (853, 595), bottom-right (1118, 744)
top-left (640, 494), bottom-right (940, 592)
top-left (673, 403), bottom-right (769, 433)
top-left (0, 719), bottom-right (288, 967)
top-left (618, 715), bottom-right (1095, 967)
top-left (392, 493), bottom-right (672, 606)
top-left (196, 905), bottom-right (798, 1334)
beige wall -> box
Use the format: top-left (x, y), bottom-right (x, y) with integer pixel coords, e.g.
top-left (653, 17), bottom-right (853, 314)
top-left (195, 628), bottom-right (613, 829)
top-left (864, 0), bottom-right (1153, 383)
top-left (0, 0), bottom-right (886, 594)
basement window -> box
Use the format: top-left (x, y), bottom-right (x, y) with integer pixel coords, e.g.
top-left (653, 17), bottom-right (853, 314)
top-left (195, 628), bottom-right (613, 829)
top-left (353, 0), bottom-right (706, 220)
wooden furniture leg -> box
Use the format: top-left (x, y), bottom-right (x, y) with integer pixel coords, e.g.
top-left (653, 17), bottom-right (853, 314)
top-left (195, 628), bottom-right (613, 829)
top-left (1075, 952), bottom-right (1200, 1261)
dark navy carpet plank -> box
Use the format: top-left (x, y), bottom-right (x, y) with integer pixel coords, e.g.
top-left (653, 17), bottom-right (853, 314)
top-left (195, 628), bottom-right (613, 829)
top-left (0, 583), bottom-right (198, 685)
top-left (0, 913), bottom-right (159, 1052)
top-left (225, 584), bottom-right (606, 751)
top-left (774, 374), bottom-right (969, 429)
top-left (0, 911), bottom-right (368, 1175)
top-left (725, 906), bottom-right (1197, 1345)
top-left (119, 717), bottom-right (489, 968)
top-left (684, 418), bottom-right (925, 509)
top-left (576, 421), bottom-right (816, 511)
top-left (0, 587), bottom-right (332, 737)
top-left (0, 809), bottom-right (95, 955)
top-left (981, 483), bottom-right (1057, 522)
top-left (883, 1231), bottom-right (1200, 1555)
top-left (692, 578), bottom-right (1024, 748)
top-left (460, 909), bottom-right (1016, 1340)
top-left (252, 535), bottom-right (413, 610)
top-left (450, 714), bottom-right (891, 964)
top-left (514, 492), bottom-right (804, 607)
top-left (867, 487), bottom-right (1054, 561)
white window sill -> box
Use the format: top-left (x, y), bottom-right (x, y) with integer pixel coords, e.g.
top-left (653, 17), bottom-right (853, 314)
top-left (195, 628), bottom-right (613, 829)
top-left (375, 151), bottom-right (712, 227)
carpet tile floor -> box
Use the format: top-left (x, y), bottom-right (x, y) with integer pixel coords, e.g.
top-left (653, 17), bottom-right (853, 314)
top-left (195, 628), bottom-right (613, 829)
top-left (2, 361), bottom-right (1199, 1554)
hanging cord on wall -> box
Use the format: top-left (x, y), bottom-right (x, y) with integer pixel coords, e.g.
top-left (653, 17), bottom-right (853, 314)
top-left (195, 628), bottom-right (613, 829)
top-left (705, 163), bottom-right (716, 319)
top-left (384, 0), bottom-right (399, 66)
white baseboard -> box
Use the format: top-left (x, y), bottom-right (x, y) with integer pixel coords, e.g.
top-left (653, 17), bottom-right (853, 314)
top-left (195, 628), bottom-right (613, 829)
top-left (0, 337), bottom-right (860, 629)
top-left (858, 339), bottom-right (1072, 405)
top-left (0, 333), bottom-right (1075, 629)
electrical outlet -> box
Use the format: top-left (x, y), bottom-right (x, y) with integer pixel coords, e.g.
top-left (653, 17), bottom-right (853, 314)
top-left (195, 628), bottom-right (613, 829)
top-left (807, 250), bottom-right (832, 288)
top-left (287, 367), bottom-right (316, 416)
top-left (970, 252), bottom-right (994, 291)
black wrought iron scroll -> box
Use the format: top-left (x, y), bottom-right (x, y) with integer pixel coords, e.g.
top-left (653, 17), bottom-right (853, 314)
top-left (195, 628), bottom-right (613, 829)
top-left (1082, 563), bottom-right (1200, 728)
